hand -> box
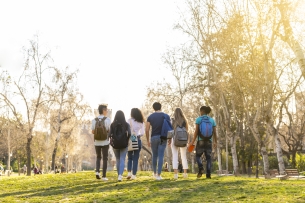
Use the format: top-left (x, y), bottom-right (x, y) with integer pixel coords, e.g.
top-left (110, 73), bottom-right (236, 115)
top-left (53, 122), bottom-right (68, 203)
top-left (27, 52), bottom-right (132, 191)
top-left (168, 139), bottom-right (172, 146)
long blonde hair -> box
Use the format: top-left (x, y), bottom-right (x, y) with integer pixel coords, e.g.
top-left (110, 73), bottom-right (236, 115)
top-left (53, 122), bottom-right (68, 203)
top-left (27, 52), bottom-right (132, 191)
top-left (173, 107), bottom-right (188, 129)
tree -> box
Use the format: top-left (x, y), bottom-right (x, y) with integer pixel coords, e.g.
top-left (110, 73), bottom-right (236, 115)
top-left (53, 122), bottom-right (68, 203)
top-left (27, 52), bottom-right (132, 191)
top-left (0, 37), bottom-right (53, 175)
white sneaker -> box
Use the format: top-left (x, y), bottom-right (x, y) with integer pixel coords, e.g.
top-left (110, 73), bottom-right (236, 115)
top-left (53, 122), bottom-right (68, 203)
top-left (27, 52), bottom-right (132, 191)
top-left (183, 173), bottom-right (188, 178)
top-left (156, 176), bottom-right (163, 180)
top-left (131, 175), bottom-right (136, 180)
top-left (174, 174), bottom-right (178, 180)
top-left (118, 175), bottom-right (122, 182)
top-left (127, 172), bottom-right (131, 179)
top-left (102, 177), bottom-right (108, 181)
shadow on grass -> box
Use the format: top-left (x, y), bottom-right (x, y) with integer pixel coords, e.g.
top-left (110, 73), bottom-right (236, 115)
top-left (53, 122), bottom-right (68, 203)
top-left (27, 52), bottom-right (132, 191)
top-left (2, 173), bottom-right (304, 202)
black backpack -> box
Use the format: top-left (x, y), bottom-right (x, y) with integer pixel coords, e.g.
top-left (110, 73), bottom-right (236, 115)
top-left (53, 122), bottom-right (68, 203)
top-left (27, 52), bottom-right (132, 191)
top-left (110, 123), bottom-right (129, 149)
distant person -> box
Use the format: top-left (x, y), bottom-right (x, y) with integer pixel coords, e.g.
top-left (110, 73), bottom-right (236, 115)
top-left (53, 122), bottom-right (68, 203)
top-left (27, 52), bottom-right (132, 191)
top-left (190, 106), bottom-right (217, 179)
top-left (170, 107), bottom-right (189, 179)
top-left (34, 167), bottom-right (42, 175)
top-left (127, 108), bottom-right (145, 180)
top-left (61, 165), bottom-right (65, 173)
top-left (146, 102), bottom-right (171, 180)
top-left (23, 165), bottom-right (27, 175)
top-left (0, 164), bottom-right (4, 175)
top-left (55, 165), bottom-right (60, 174)
top-left (110, 110), bottom-right (131, 182)
top-left (91, 104), bottom-right (111, 181)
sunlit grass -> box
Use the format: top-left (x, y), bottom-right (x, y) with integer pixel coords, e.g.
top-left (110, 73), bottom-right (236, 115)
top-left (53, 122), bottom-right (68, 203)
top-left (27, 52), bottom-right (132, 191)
top-left (0, 171), bottom-right (305, 202)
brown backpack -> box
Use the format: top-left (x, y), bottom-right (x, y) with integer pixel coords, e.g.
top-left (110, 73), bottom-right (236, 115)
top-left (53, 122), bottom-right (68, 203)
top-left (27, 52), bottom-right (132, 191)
top-left (94, 117), bottom-right (108, 141)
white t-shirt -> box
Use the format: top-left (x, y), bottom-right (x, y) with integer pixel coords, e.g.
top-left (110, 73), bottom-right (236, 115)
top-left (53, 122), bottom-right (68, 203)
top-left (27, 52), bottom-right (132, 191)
top-left (91, 115), bottom-right (111, 146)
top-left (127, 118), bottom-right (145, 137)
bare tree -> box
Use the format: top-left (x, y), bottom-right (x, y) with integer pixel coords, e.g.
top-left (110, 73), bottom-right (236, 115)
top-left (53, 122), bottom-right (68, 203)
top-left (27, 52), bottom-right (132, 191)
top-left (0, 37), bottom-right (53, 175)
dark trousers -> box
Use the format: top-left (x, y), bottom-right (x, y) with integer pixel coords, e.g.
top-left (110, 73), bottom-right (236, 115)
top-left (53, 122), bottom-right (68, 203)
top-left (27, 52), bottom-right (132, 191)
top-left (196, 140), bottom-right (212, 175)
top-left (95, 145), bottom-right (109, 177)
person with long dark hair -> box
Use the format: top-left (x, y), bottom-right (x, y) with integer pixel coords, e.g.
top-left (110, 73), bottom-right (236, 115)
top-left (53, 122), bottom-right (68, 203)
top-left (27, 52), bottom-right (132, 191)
top-left (110, 110), bottom-right (131, 182)
top-left (190, 106), bottom-right (217, 179)
top-left (126, 108), bottom-right (145, 180)
top-left (170, 107), bottom-right (189, 179)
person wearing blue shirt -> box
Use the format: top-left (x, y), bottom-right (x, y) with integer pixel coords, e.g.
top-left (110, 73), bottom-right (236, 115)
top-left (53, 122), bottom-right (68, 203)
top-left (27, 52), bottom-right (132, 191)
top-left (190, 106), bottom-right (217, 179)
top-left (146, 102), bottom-right (170, 180)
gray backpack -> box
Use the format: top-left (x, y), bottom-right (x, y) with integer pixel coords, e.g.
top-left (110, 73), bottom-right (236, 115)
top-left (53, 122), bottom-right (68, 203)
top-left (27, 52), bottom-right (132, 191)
top-left (174, 125), bottom-right (188, 147)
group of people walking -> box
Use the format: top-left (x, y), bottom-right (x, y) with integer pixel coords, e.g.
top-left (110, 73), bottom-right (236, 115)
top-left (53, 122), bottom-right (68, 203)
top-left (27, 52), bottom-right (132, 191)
top-left (91, 102), bottom-right (217, 181)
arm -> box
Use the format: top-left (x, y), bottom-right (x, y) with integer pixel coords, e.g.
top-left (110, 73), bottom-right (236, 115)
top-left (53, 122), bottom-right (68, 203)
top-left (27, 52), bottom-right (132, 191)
top-left (191, 124), bottom-right (199, 145)
top-left (145, 122), bottom-right (151, 147)
top-left (140, 122), bottom-right (145, 136)
top-left (212, 126), bottom-right (217, 150)
top-left (127, 124), bottom-right (131, 138)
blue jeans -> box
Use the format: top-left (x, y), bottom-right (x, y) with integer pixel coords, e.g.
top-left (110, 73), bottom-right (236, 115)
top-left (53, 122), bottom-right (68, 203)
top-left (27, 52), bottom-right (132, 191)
top-left (196, 140), bottom-right (212, 175)
top-left (127, 138), bottom-right (142, 175)
top-left (113, 147), bottom-right (128, 176)
top-left (151, 135), bottom-right (167, 175)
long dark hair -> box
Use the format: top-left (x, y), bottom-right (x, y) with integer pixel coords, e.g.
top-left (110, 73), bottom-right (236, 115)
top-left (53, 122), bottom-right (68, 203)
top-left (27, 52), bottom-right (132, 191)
top-left (112, 110), bottom-right (127, 127)
top-left (131, 108), bottom-right (144, 123)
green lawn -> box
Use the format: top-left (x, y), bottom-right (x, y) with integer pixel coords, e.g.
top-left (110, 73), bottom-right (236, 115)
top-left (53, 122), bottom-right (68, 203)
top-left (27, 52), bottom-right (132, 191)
top-left (0, 171), bottom-right (305, 202)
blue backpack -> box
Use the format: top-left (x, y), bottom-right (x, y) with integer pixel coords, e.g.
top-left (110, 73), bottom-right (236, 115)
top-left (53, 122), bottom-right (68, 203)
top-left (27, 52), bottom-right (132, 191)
top-left (199, 116), bottom-right (213, 140)
top-left (160, 114), bottom-right (173, 140)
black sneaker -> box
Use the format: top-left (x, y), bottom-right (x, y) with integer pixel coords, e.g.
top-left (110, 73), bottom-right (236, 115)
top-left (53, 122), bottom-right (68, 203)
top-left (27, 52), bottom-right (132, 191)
top-left (197, 169), bottom-right (204, 178)
top-left (206, 174), bottom-right (211, 179)
top-left (96, 175), bottom-right (101, 179)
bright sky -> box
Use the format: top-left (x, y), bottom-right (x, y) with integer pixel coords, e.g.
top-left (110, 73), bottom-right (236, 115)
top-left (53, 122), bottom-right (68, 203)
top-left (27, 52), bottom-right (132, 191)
top-left (0, 0), bottom-right (188, 119)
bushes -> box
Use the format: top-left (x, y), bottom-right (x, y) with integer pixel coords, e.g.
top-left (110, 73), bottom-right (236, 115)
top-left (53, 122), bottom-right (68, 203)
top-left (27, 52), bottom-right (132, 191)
top-left (295, 153), bottom-right (305, 172)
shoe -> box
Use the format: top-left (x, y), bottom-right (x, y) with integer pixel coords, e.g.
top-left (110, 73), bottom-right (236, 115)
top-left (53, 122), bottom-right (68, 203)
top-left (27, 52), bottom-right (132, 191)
top-left (183, 173), bottom-right (188, 178)
top-left (118, 175), bottom-right (122, 182)
top-left (156, 176), bottom-right (163, 180)
top-left (206, 174), bottom-right (211, 179)
top-left (102, 177), bottom-right (108, 181)
top-left (131, 175), bottom-right (136, 180)
top-left (174, 174), bottom-right (178, 180)
top-left (197, 169), bottom-right (203, 178)
top-left (127, 172), bottom-right (131, 179)
top-left (96, 175), bottom-right (101, 179)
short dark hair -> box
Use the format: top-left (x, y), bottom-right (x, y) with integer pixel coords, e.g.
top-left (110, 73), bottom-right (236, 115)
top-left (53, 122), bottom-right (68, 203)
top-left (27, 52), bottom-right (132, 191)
top-left (200, 106), bottom-right (212, 114)
top-left (152, 102), bottom-right (161, 111)
top-left (98, 105), bottom-right (107, 114)
top-left (131, 108), bottom-right (144, 123)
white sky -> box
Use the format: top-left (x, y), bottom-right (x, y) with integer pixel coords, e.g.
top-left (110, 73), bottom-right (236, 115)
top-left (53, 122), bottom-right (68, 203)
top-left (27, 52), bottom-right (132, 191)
top-left (0, 0), bottom-right (188, 119)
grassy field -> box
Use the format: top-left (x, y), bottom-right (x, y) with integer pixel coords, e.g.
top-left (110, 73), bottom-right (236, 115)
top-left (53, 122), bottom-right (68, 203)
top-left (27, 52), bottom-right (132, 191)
top-left (0, 171), bottom-right (305, 203)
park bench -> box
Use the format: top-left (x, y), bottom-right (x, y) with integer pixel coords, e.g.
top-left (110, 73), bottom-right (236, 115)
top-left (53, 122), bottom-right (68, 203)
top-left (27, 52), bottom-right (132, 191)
top-left (269, 169), bottom-right (279, 178)
top-left (276, 169), bottom-right (305, 180)
top-left (216, 170), bottom-right (233, 176)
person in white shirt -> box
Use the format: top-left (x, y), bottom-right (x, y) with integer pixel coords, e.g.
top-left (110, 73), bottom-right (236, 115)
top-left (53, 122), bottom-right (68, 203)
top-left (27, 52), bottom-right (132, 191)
top-left (91, 104), bottom-right (111, 180)
top-left (126, 108), bottom-right (145, 180)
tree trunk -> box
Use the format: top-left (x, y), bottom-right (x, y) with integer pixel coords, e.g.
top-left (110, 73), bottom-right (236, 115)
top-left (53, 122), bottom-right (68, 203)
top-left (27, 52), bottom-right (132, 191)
top-left (230, 136), bottom-right (239, 176)
top-left (7, 128), bottom-right (11, 176)
top-left (274, 132), bottom-right (285, 175)
top-left (260, 145), bottom-right (269, 176)
top-left (26, 137), bottom-right (32, 176)
top-left (51, 140), bottom-right (59, 170)
top-left (217, 146), bottom-right (222, 171)
top-left (291, 151), bottom-right (296, 169)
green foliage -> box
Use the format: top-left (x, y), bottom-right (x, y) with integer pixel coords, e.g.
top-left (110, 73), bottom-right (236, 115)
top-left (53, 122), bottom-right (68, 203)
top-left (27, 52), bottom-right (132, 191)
top-left (269, 156), bottom-right (279, 170)
top-left (295, 153), bottom-right (305, 172)
top-left (1, 171), bottom-right (305, 202)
